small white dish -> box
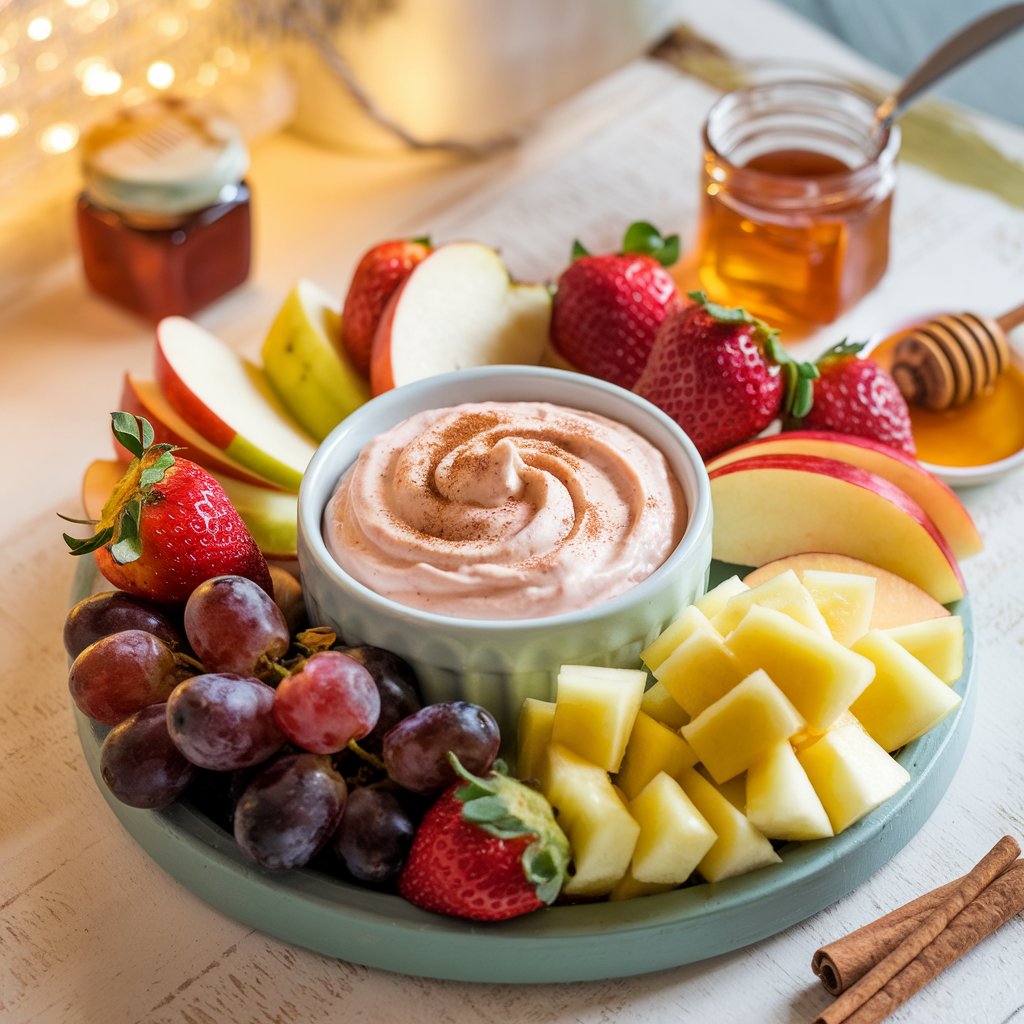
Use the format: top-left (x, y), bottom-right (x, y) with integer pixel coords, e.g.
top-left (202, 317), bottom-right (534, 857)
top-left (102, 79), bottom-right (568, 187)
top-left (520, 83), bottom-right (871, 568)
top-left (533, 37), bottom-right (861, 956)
top-left (296, 365), bottom-right (713, 737)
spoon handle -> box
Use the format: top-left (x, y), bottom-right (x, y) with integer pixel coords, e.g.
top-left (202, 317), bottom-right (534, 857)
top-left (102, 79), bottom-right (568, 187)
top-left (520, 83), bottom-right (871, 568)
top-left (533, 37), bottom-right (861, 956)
top-left (997, 299), bottom-right (1024, 333)
top-left (876, 3), bottom-right (1024, 123)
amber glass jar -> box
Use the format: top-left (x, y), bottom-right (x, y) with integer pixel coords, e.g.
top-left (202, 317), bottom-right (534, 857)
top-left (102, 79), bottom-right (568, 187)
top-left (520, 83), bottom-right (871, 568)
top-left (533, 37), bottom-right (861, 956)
top-left (76, 98), bottom-right (251, 323)
top-left (696, 80), bottom-right (900, 328)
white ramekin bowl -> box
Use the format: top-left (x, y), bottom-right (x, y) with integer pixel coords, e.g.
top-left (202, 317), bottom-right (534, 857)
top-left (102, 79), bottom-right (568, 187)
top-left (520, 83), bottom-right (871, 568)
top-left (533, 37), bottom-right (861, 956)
top-left (297, 366), bottom-right (713, 739)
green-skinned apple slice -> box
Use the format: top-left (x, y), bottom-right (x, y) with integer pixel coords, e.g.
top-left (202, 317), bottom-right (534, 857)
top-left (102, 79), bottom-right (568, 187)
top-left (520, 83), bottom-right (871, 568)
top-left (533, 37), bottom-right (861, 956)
top-left (369, 241), bottom-right (551, 395)
top-left (261, 279), bottom-right (370, 441)
top-left (118, 372), bottom-right (288, 491)
top-left (155, 317), bottom-right (316, 491)
top-left (83, 459), bottom-right (298, 560)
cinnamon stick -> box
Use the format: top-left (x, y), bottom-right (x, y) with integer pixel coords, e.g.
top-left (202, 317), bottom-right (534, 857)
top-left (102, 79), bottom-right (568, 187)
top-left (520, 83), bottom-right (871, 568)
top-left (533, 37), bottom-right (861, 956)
top-left (813, 835), bottom-right (1022, 1024)
top-left (812, 876), bottom-right (962, 995)
top-left (835, 861), bottom-right (1024, 1024)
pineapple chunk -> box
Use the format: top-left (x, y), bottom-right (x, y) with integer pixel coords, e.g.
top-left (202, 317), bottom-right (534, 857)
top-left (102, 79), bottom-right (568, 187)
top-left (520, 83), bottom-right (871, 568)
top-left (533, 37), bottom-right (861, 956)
top-left (639, 680), bottom-right (690, 729)
top-left (746, 742), bottom-right (833, 841)
top-left (628, 772), bottom-right (717, 885)
top-left (682, 669), bottom-right (805, 783)
top-left (850, 631), bottom-right (962, 752)
top-left (616, 711), bottom-right (698, 800)
top-left (797, 718), bottom-right (910, 834)
top-left (608, 869), bottom-right (676, 901)
top-left (882, 616), bottom-right (964, 684)
top-left (516, 698), bottom-right (555, 782)
top-left (540, 744), bottom-right (639, 897)
top-left (800, 568), bottom-right (876, 646)
top-left (641, 605), bottom-right (712, 672)
top-left (726, 605), bottom-right (875, 731)
top-left (677, 768), bottom-right (781, 882)
top-left (711, 569), bottom-right (831, 637)
top-left (551, 664), bottom-right (646, 772)
top-left (694, 574), bottom-right (749, 618)
top-left (697, 765), bottom-right (746, 810)
top-left (654, 621), bottom-right (746, 717)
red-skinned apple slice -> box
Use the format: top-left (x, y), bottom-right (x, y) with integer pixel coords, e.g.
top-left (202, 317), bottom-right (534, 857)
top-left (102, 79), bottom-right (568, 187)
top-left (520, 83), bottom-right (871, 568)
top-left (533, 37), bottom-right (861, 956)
top-left (709, 454), bottom-right (965, 604)
top-left (155, 317), bottom-right (316, 491)
top-left (369, 241), bottom-right (551, 395)
top-left (706, 430), bottom-right (982, 560)
top-left (83, 459), bottom-right (298, 561)
top-left (118, 373), bottom-right (288, 491)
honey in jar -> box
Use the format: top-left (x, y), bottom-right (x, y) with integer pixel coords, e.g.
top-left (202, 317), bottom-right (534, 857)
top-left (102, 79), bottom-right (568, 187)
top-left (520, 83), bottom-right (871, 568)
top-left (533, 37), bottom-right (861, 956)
top-left (76, 97), bottom-right (252, 323)
top-left (697, 80), bottom-right (900, 328)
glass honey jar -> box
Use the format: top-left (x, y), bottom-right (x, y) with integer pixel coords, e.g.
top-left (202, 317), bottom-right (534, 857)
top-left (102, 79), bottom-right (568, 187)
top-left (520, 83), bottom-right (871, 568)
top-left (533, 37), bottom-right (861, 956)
top-left (76, 97), bottom-right (252, 324)
top-left (696, 79), bottom-right (900, 328)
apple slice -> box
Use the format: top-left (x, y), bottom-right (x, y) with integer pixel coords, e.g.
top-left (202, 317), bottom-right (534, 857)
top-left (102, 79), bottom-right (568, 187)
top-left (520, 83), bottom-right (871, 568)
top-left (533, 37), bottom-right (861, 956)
top-left (742, 553), bottom-right (951, 629)
top-left (261, 279), bottom-right (370, 441)
top-left (369, 241), bottom-right (551, 395)
top-left (156, 317), bottom-right (317, 491)
top-left (83, 459), bottom-right (298, 560)
top-left (709, 454), bottom-right (965, 605)
top-left (706, 430), bottom-right (982, 560)
top-left (119, 373), bottom-right (287, 490)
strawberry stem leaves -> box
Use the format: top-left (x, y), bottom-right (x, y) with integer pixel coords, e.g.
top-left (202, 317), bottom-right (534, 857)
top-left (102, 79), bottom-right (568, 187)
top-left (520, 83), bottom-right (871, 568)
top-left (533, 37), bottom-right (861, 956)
top-left (111, 410), bottom-right (153, 458)
top-left (570, 221), bottom-right (680, 266)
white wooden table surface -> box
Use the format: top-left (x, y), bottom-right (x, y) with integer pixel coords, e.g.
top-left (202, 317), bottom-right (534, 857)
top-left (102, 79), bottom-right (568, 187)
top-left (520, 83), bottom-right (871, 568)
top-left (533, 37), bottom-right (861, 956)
top-left (2, 2), bottom-right (1023, 1021)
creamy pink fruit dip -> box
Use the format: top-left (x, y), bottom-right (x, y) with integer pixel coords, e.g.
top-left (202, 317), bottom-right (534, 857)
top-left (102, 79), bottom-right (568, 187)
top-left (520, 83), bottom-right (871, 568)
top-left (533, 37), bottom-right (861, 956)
top-left (322, 401), bottom-right (686, 620)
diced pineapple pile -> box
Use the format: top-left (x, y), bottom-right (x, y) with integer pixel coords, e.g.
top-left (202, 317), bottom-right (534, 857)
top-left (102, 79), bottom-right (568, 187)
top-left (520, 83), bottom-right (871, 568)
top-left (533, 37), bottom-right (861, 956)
top-left (517, 568), bottom-right (964, 900)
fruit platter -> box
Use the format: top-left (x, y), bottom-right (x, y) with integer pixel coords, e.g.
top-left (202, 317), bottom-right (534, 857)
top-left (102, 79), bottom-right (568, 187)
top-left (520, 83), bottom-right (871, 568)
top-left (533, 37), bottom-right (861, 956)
top-left (60, 220), bottom-right (986, 984)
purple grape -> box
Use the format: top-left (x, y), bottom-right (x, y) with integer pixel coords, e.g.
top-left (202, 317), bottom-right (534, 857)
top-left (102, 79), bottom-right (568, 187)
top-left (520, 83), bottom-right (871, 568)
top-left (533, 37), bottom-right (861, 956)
top-left (268, 564), bottom-right (307, 635)
top-left (184, 575), bottom-right (289, 675)
top-left (64, 590), bottom-right (182, 659)
top-left (382, 701), bottom-right (500, 794)
top-left (332, 786), bottom-right (416, 883)
top-left (234, 753), bottom-right (347, 870)
top-left (338, 646), bottom-right (422, 753)
top-left (69, 629), bottom-right (179, 725)
top-left (166, 672), bottom-right (285, 770)
top-left (100, 703), bottom-right (197, 809)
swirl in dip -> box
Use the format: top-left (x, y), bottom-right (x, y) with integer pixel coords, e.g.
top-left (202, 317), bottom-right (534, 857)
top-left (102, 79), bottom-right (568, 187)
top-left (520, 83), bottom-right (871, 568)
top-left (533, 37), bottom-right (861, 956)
top-left (322, 401), bottom-right (686, 619)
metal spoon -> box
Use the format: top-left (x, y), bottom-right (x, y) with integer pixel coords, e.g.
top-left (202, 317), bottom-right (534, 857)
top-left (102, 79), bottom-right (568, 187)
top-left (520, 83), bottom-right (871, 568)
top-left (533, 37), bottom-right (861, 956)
top-left (875, 3), bottom-right (1024, 124)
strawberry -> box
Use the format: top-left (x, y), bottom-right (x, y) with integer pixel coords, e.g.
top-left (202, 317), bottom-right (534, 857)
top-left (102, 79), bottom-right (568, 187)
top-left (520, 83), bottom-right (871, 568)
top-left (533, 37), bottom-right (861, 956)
top-left (550, 221), bottom-right (683, 389)
top-left (399, 757), bottom-right (569, 922)
top-left (633, 291), bottom-right (817, 460)
top-left (341, 237), bottom-right (432, 375)
top-left (63, 412), bottom-right (272, 604)
top-left (789, 340), bottom-right (916, 455)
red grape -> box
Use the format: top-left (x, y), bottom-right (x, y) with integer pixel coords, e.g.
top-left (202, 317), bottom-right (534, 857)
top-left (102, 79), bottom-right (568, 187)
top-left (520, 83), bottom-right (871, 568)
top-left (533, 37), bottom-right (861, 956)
top-left (382, 701), bottom-right (499, 794)
top-left (273, 651), bottom-right (381, 754)
top-left (69, 629), bottom-right (179, 725)
top-left (184, 575), bottom-right (289, 675)
top-left (337, 646), bottom-right (422, 753)
top-left (64, 590), bottom-right (182, 659)
top-left (166, 672), bottom-right (285, 770)
top-left (100, 703), bottom-right (197, 808)
top-left (234, 752), bottom-right (347, 870)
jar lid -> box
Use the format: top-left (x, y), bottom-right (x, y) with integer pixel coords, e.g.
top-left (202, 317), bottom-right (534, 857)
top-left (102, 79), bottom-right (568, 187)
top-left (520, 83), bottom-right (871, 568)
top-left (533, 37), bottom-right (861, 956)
top-left (80, 97), bottom-right (249, 219)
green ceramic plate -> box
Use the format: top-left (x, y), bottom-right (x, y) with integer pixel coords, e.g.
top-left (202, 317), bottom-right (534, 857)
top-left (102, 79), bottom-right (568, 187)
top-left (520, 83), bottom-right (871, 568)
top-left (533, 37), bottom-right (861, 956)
top-left (70, 557), bottom-right (975, 983)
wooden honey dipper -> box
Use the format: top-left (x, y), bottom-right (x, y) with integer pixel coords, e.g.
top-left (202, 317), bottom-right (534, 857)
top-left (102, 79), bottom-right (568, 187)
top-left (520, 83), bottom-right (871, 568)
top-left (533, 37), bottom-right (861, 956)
top-left (890, 301), bottom-right (1023, 412)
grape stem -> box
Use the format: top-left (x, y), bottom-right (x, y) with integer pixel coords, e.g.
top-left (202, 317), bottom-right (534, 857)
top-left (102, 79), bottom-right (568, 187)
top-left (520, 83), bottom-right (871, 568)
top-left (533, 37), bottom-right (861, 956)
top-left (346, 739), bottom-right (386, 772)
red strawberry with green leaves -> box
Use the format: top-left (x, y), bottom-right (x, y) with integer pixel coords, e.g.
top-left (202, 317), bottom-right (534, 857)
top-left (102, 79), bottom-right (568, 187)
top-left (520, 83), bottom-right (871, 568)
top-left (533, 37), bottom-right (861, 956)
top-left (341, 237), bottom-right (432, 375)
top-left (787, 339), bottom-right (916, 455)
top-left (399, 756), bottom-right (569, 922)
top-left (62, 412), bottom-right (272, 604)
top-left (633, 291), bottom-right (817, 460)
top-left (550, 221), bottom-right (683, 389)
